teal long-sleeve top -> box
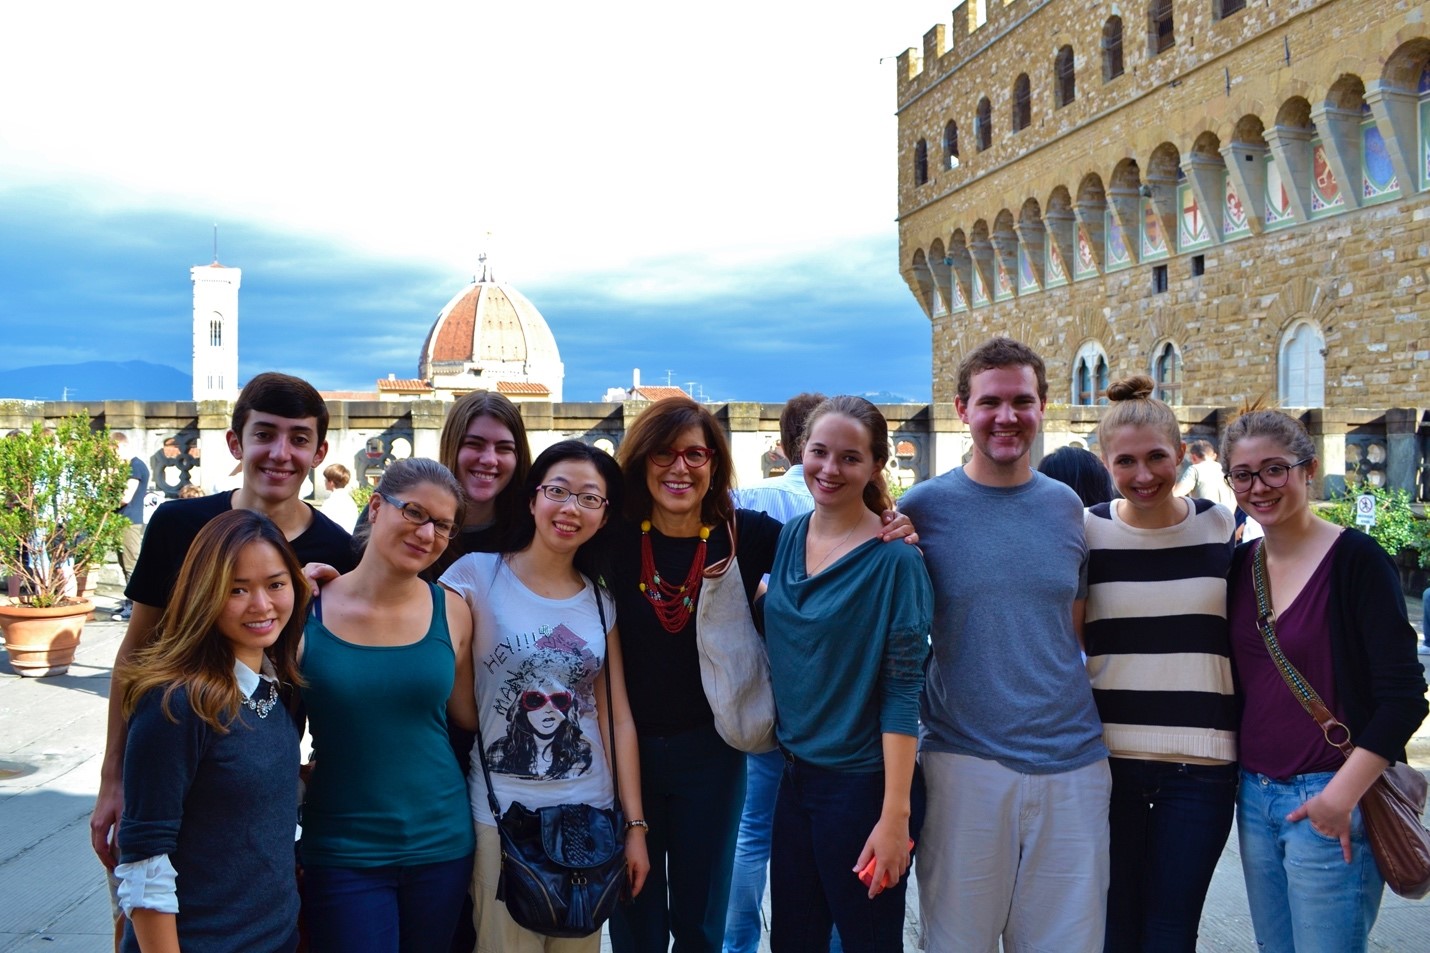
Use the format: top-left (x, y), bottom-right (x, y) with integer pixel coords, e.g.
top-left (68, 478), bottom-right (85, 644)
top-left (764, 512), bottom-right (933, 772)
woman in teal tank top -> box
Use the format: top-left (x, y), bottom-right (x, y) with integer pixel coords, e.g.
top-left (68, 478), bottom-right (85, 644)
top-left (299, 458), bottom-right (478, 953)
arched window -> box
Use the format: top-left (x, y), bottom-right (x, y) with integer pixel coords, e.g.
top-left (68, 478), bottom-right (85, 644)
top-left (1150, 0), bottom-right (1175, 55)
top-left (1012, 74), bottom-right (1031, 131)
top-left (976, 97), bottom-right (992, 151)
top-left (1072, 342), bottom-right (1110, 406)
top-left (1216, 0), bottom-right (1246, 18)
top-left (943, 120), bottom-right (960, 166)
top-left (209, 316), bottom-right (223, 348)
top-left (1152, 341), bottom-right (1183, 404)
top-left (914, 139), bottom-right (929, 186)
top-left (1103, 17), bottom-right (1124, 81)
top-left (1278, 321), bottom-right (1326, 407)
top-left (1055, 46), bottom-right (1076, 107)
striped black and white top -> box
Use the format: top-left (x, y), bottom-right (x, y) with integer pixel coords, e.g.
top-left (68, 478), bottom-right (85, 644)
top-left (1083, 497), bottom-right (1238, 764)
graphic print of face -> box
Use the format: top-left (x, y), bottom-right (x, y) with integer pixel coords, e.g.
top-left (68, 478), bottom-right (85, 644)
top-left (520, 681), bottom-right (575, 739)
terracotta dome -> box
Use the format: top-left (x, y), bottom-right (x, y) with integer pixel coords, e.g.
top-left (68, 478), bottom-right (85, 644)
top-left (418, 263), bottom-right (564, 401)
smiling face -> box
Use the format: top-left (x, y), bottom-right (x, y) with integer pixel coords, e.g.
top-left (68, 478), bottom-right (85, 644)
top-left (1103, 423), bottom-right (1185, 527)
top-left (369, 479), bottom-right (459, 573)
top-left (226, 414), bottom-right (328, 507)
top-left (1226, 435), bottom-right (1316, 532)
top-left (956, 364), bottom-right (1045, 485)
top-left (803, 413), bottom-right (878, 515)
top-left (217, 540), bottom-right (296, 673)
top-left (529, 459), bottom-right (609, 554)
top-left (455, 414), bottom-right (519, 524)
top-left (645, 425), bottom-right (714, 533)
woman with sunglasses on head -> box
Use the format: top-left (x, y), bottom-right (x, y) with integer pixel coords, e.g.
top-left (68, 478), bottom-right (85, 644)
top-left (1222, 409), bottom-right (1425, 953)
top-left (441, 440), bottom-right (648, 952)
top-left (298, 458), bottom-right (479, 953)
top-left (606, 396), bottom-right (916, 953)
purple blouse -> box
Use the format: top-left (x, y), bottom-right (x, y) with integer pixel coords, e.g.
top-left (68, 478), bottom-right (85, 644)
top-left (1228, 536), bottom-right (1345, 779)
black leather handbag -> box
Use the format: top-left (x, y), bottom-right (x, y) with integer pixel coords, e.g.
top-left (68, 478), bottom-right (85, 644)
top-left (474, 580), bottom-right (629, 937)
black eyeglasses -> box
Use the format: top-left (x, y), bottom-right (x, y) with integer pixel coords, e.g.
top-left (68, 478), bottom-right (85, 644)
top-left (377, 491), bottom-right (460, 539)
top-left (649, 446), bottom-right (714, 468)
top-left (536, 485), bottom-right (608, 510)
top-left (1224, 459), bottom-right (1312, 492)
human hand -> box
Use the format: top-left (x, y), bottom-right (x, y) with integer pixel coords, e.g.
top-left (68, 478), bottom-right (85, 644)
top-left (625, 827), bottom-right (651, 897)
top-left (301, 562), bottom-right (339, 598)
top-left (91, 779), bottom-right (123, 869)
top-left (879, 510), bottom-right (919, 546)
top-left (853, 819), bottom-right (912, 899)
top-left (1287, 790), bottom-right (1356, 863)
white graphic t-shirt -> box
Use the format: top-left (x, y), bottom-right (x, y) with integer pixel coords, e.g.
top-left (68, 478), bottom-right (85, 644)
top-left (441, 552), bottom-right (617, 826)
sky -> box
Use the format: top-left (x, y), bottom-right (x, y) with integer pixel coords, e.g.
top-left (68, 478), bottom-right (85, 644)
top-left (0, 2), bottom-right (956, 403)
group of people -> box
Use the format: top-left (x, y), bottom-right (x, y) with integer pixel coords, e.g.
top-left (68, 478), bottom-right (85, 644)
top-left (85, 333), bottom-right (1426, 953)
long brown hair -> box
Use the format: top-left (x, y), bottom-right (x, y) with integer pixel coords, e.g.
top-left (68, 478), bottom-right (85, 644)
top-left (118, 510), bottom-right (308, 732)
top-left (438, 391), bottom-right (532, 529)
top-left (618, 395), bottom-right (735, 526)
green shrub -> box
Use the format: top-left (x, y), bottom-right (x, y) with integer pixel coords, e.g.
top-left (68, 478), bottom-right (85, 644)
top-left (1321, 484), bottom-right (1427, 564)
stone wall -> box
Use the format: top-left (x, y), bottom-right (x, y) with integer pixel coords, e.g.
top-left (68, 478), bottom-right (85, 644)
top-left (2, 398), bottom-right (1424, 502)
top-left (894, 0), bottom-right (1430, 409)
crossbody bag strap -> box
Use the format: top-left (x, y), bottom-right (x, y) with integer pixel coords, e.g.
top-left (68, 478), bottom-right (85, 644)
top-left (1250, 542), bottom-right (1355, 757)
top-left (704, 515), bottom-right (739, 579)
top-left (472, 570), bottom-right (621, 822)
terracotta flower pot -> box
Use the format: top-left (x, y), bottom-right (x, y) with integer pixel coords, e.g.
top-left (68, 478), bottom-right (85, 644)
top-left (0, 600), bottom-right (91, 677)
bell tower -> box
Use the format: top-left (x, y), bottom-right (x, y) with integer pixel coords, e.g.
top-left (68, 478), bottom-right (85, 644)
top-left (190, 257), bottom-right (241, 402)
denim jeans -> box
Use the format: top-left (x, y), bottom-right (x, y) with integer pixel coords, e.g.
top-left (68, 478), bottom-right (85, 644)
top-left (303, 854), bottom-right (474, 953)
top-left (609, 723), bottom-right (746, 953)
top-left (1238, 770), bottom-right (1383, 953)
top-left (1104, 758), bottom-right (1236, 953)
top-left (724, 749), bottom-right (783, 953)
top-left (769, 759), bottom-right (915, 953)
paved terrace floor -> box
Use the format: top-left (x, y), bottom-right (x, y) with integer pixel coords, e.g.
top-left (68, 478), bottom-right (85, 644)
top-left (2, 573), bottom-right (1428, 952)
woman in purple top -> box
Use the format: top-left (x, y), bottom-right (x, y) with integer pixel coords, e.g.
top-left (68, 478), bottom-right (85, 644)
top-left (1223, 409), bottom-right (1426, 953)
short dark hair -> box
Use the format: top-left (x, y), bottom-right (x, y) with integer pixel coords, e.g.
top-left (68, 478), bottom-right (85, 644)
top-left (618, 395), bottom-right (734, 526)
top-left (956, 336), bottom-right (1049, 404)
top-left (779, 393), bottom-right (826, 460)
top-left (1187, 439), bottom-right (1215, 461)
top-left (1036, 446), bottom-right (1116, 507)
top-left (232, 372), bottom-right (330, 443)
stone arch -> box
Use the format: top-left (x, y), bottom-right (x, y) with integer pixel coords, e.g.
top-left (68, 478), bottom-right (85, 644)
top-left (1076, 172), bottom-right (1106, 205)
top-left (1233, 114), bottom-right (1267, 146)
top-left (1383, 35), bottom-right (1430, 90)
top-left (1275, 96), bottom-right (1313, 129)
top-left (1264, 274), bottom-right (1337, 336)
top-left (1324, 73), bottom-right (1367, 111)
top-left (1012, 73), bottom-right (1032, 132)
top-left (1190, 131), bottom-right (1221, 159)
top-left (1054, 44), bottom-right (1076, 107)
top-left (1110, 157), bottom-right (1142, 190)
top-left (906, 247), bottom-right (935, 316)
top-left (928, 237), bottom-right (950, 315)
top-left (976, 96), bottom-right (993, 150)
top-left (1147, 141), bottom-right (1181, 180)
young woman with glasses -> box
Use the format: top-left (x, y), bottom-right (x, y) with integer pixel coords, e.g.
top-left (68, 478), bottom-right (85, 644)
top-left (1222, 409), bottom-right (1426, 953)
top-left (297, 458), bottom-right (479, 953)
top-left (441, 440), bottom-right (648, 951)
top-left (606, 395), bottom-right (916, 953)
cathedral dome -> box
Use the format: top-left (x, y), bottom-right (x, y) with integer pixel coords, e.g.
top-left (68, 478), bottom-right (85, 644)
top-left (418, 262), bottom-right (564, 402)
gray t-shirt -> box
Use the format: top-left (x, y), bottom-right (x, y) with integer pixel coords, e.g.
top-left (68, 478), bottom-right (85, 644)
top-left (900, 468), bottom-right (1106, 774)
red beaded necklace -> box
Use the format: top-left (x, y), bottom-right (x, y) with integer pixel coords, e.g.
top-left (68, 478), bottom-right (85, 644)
top-left (638, 520), bottom-right (712, 633)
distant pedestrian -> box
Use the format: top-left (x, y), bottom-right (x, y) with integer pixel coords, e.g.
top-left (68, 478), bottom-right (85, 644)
top-left (110, 432), bottom-right (150, 622)
top-left (319, 463), bottom-right (359, 533)
top-left (1174, 439), bottom-right (1236, 509)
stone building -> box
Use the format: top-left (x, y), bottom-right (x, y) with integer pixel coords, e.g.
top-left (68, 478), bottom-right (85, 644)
top-left (895, 0), bottom-right (1430, 412)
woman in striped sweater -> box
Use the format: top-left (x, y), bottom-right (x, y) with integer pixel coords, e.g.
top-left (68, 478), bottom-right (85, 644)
top-left (1077, 376), bottom-right (1237, 953)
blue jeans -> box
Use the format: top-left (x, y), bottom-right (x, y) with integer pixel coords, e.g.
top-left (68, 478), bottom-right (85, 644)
top-left (1238, 770), bottom-right (1383, 953)
top-left (303, 854), bottom-right (474, 953)
top-left (724, 749), bottom-right (783, 953)
top-left (1104, 758), bottom-right (1236, 953)
top-left (609, 723), bottom-right (746, 953)
top-left (769, 759), bottom-right (913, 953)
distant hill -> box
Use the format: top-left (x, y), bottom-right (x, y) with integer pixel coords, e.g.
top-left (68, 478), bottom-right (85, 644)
top-left (862, 390), bottom-right (921, 404)
top-left (0, 361), bottom-right (191, 402)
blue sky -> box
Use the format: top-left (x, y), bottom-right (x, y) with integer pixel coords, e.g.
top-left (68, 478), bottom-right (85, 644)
top-left (0, 3), bottom-right (947, 403)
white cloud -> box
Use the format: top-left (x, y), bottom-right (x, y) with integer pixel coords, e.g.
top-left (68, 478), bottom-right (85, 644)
top-left (0, 2), bottom-right (949, 293)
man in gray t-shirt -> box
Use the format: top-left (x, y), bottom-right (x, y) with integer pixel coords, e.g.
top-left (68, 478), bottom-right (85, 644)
top-left (900, 337), bottom-right (1110, 953)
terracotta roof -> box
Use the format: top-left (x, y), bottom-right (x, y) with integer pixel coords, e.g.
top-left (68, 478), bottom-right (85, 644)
top-left (377, 378), bottom-right (433, 393)
top-left (631, 386), bottom-right (689, 402)
top-left (495, 381), bottom-right (551, 396)
top-left (321, 390), bottom-right (380, 400)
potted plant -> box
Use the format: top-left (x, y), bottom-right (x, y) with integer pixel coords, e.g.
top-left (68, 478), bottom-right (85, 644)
top-left (0, 414), bottom-right (129, 676)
